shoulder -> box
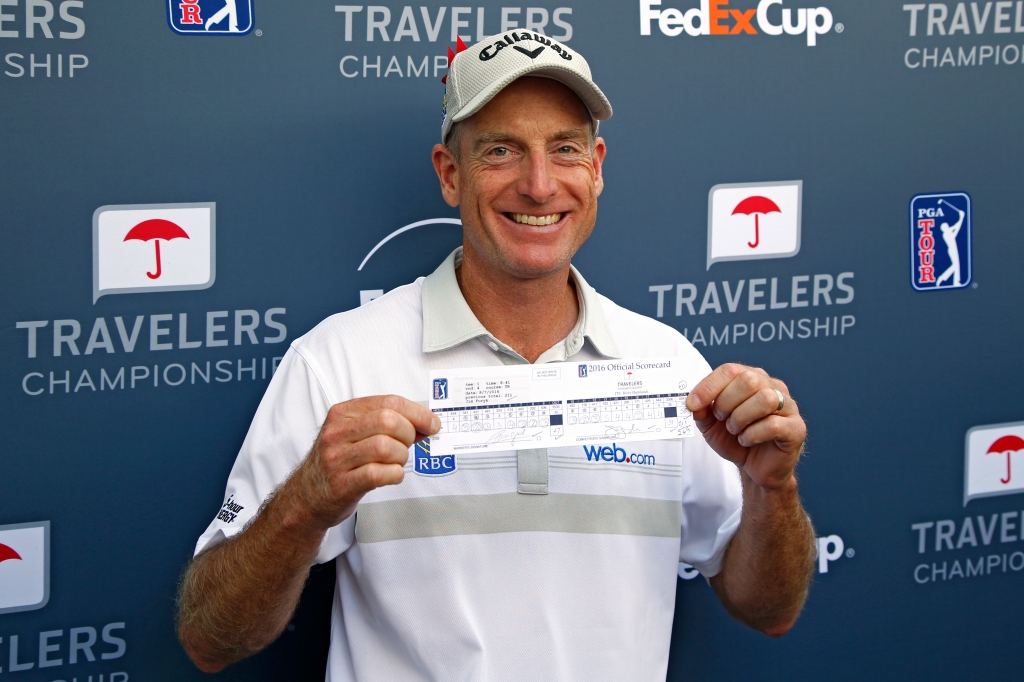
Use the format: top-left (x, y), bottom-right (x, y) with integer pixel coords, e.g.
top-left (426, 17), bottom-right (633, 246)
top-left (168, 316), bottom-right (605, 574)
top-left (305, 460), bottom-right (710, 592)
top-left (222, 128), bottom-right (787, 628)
top-left (595, 291), bottom-right (710, 371)
top-left (292, 279), bottom-right (424, 363)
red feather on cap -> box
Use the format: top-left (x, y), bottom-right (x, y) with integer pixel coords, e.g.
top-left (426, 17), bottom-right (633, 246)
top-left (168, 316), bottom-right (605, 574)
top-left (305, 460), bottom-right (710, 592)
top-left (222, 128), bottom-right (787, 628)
top-left (441, 37), bottom-right (469, 83)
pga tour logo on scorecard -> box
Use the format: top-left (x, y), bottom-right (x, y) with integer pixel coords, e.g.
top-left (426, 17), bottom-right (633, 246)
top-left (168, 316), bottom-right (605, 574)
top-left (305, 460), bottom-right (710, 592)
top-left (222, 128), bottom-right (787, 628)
top-left (93, 203), bottom-right (216, 302)
top-left (707, 181), bottom-right (802, 269)
top-left (0, 521), bottom-right (50, 615)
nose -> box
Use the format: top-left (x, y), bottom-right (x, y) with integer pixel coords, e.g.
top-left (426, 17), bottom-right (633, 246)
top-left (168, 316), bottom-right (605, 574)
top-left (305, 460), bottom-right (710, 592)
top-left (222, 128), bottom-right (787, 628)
top-left (516, 150), bottom-right (558, 204)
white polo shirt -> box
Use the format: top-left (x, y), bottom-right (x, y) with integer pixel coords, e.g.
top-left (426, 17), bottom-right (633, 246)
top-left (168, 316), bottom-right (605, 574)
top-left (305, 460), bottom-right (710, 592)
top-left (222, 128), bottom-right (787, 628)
top-left (196, 248), bottom-right (742, 682)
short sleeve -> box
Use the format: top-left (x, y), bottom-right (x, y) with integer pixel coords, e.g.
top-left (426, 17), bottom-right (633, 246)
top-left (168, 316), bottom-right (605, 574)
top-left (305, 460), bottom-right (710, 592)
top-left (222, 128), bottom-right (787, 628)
top-left (193, 346), bottom-right (355, 564)
top-left (677, 435), bottom-right (743, 578)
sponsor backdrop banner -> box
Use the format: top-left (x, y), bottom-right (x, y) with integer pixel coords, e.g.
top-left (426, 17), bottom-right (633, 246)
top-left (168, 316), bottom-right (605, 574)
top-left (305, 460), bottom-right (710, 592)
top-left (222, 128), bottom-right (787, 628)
top-left (1, 1), bottom-right (1021, 679)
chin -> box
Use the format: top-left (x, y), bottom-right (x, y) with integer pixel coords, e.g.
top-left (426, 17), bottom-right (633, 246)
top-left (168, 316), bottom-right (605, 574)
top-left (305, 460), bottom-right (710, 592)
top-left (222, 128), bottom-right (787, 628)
top-left (495, 244), bottom-right (577, 278)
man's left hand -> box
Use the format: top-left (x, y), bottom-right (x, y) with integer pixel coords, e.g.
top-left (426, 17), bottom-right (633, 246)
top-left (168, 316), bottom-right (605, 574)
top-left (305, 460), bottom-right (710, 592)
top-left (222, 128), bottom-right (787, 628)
top-left (685, 363), bottom-right (806, 491)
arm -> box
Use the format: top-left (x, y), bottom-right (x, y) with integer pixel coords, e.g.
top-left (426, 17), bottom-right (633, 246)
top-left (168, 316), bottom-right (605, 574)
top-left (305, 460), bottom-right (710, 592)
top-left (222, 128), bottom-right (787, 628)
top-left (176, 396), bottom-right (440, 672)
top-left (951, 211), bottom-right (964, 237)
top-left (686, 364), bottom-right (816, 636)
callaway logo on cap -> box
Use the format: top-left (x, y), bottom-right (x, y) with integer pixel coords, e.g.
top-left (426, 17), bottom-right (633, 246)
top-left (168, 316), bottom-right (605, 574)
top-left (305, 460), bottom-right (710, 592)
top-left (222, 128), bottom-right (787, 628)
top-left (441, 32), bottom-right (613, 143)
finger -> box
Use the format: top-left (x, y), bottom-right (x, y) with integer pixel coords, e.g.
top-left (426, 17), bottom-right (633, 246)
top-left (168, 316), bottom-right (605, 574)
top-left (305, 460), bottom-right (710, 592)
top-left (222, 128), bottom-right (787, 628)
top-left (337, 408), bottom-right (421, 448)
top-left (737, 413), bottom-right (806, 452)
top-left (372, 394), bottom-right (441, 436)
top-left (709, 368), bottom-right (773, 420)
top-left (695, 419), bottom-right (750, 466)
top-left (328, 395), bottom-right (441, 440)
top-left (330, 434), bottom-right (410, 473)
top-left (327, 393), bottom-right (440, 440)
top-left (346, 461), bottom-right (406, 494)
top-left (686, 364), bottom-right (766, 416)
top-left (725, 386), bottom-right (794, 436)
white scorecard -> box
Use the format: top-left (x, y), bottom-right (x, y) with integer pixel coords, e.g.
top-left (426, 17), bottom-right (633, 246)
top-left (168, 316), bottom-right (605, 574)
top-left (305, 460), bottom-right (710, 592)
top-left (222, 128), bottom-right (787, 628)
top-left (428, 358), bottom-right (695, 456)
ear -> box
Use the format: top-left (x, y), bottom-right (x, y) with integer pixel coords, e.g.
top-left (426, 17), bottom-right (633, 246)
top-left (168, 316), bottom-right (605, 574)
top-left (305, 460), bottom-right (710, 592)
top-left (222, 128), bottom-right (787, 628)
top-left (432, 144), bottom-right (461, 208)
top-left (591, 137), bottom-right (607, 198)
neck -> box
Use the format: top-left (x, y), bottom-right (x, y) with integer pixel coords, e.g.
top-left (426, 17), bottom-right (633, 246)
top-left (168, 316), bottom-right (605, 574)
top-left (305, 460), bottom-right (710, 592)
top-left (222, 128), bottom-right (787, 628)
top-left (456, 245), bottom-right (579, 364)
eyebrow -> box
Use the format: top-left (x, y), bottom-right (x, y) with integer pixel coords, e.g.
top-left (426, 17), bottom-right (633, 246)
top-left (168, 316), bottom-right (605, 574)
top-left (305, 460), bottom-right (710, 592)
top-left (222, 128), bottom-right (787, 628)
top-left (471, 127), bottom-right (592, 150)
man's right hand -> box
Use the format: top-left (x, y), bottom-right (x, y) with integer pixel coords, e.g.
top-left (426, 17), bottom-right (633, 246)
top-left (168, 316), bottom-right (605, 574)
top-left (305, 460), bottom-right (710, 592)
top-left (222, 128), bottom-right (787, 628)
top-left (178, 394), bottom-right (439, 673)
top-left (295, 395), bottom-right (441, 530)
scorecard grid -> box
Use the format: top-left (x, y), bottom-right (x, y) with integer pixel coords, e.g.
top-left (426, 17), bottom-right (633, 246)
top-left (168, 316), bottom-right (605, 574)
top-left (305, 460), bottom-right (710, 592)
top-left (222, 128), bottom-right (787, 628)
top-left (434, 400), bottom-right (564, 436)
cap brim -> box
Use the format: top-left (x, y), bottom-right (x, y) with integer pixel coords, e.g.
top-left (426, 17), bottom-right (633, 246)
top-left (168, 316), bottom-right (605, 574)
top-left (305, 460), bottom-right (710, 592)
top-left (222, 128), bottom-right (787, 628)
top-left (450, 63), bottom-right (612, 129)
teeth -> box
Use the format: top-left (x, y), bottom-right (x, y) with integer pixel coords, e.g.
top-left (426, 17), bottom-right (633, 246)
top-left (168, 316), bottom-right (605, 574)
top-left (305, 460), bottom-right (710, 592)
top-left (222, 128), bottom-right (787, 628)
top-left (511, 213), bottom-right (562, 226)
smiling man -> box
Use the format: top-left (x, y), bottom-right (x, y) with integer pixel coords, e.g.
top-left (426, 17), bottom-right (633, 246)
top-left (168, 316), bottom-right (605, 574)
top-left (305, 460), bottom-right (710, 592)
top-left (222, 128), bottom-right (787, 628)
top-left (177, 34), bottom-right (816, 681)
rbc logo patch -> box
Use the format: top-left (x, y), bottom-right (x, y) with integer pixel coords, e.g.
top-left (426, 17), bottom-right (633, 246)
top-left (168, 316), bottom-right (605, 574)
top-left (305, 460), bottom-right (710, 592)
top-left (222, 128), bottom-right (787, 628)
top-left (414, 440), bottom-right (456, 476)
top-left (910, 192), bottom-right (972, 291)
top-left (433, 378), bottom-right (448, 400)
top-left (167, 0), bottom-right (255, 35)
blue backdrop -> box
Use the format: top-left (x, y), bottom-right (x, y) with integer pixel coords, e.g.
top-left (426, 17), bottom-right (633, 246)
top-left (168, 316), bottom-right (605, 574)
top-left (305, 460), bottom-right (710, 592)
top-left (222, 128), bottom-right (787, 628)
top-left (2, 1), bottom-right (1023, 679)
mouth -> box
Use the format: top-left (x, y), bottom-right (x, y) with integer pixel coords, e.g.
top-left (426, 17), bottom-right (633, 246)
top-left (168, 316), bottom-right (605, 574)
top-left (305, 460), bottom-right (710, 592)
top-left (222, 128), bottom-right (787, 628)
top-left (505, 212), bottom-right (564, 226)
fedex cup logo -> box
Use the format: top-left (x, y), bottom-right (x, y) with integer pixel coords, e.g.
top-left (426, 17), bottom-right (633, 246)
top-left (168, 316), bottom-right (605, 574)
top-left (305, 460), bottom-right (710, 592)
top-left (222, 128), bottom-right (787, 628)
top-left (0, 521), bottom-right (50, 615)
top-left (964, 421), bottom-right (1024, 505)
top-left (707, 181), bottom-right (802, 269)
top-left (93, 203), bottom-right (216, 302)
top-left (167, 0), bottom-right (255, 35)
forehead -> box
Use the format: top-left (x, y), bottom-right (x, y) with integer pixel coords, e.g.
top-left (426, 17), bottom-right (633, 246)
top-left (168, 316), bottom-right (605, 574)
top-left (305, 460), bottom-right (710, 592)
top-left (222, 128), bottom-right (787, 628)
top-left (464, 77), bottom-right (592, 139)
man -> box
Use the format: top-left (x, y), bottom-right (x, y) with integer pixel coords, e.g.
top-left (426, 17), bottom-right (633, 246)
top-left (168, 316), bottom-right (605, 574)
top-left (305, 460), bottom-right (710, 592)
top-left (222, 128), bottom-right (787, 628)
top-left (935, 198), bottom-right (965, 288)
top-left (177, 33), bottom-right (815, 680)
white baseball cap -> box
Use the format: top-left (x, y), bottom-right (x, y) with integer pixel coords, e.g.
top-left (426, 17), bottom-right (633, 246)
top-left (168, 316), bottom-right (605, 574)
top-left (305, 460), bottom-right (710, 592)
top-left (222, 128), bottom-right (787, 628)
top-left (441, 32), bottom-right (613, 144)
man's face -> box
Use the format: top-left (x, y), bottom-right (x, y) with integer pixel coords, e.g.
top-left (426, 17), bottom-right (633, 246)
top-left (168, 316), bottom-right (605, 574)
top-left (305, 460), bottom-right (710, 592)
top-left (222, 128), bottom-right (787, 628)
top-left (433, 77), bottom-right (607, 279)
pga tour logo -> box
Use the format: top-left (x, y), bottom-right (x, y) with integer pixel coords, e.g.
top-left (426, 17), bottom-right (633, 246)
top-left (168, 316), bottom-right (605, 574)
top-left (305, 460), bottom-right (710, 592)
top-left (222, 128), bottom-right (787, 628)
top-left (93, 203), bottom-right (216, 302)
top-left (167, 0), bottom-right (255, 35)
top-left (910, 192), bottom-right (971, 291)
top-left (707, 181), bottom-right (802, 269)
top-left (433, 378), bottom-right (448, 400)
top-left (964, 421), bottom-right (1024, 505)
top-left (0, 521), bottom-right (50, 615)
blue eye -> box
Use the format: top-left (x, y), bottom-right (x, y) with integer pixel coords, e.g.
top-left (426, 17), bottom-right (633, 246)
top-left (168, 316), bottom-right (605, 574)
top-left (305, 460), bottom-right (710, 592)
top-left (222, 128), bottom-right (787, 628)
top-left (558, 146), bottom-right (573, 153)
top-left (493, 147), bottom-right (508, 156)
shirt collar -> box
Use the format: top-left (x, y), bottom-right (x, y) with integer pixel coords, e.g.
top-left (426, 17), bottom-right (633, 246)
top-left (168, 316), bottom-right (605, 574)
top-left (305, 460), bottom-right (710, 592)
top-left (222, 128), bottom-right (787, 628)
top-left (421, 247), bottom-right (621, 361)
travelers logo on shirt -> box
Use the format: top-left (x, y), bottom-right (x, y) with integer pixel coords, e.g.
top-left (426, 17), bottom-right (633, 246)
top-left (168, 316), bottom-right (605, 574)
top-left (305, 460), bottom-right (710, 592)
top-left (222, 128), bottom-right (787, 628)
top-left (0, 521), bottom-right (50, 615)
top-left (433, 378), bottom-right (448, 400)
top-left (414, 440), bottom-right (456, 476)
top-left (910, 192), bottom-right (972, 291)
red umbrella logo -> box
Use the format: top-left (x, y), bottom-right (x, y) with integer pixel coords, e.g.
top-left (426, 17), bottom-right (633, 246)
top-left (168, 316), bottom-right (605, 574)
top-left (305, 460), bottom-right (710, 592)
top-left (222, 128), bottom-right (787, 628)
top-left (123, 219), bottom-right (190, 279)
top-left (987, 435), bottom-right (1024, 484)
top-left (0, 543), bottom-right (22, 564)
top-left (732, 196), bottom-right (781, 249)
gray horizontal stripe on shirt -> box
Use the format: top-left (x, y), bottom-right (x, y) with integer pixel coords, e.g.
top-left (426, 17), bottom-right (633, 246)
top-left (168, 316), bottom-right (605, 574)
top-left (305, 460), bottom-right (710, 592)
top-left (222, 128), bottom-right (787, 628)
top-left (355, 492), bottom-right (682, 543)
top-left (548, 464), bottom-right (684, 478)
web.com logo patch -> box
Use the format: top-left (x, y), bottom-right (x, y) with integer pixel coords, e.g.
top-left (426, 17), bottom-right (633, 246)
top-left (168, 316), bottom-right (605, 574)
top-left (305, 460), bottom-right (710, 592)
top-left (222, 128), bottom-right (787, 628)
top-left (167, 0), bottom-right (254, 35)
top-left (583, 444), bottom-right (656, 466)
